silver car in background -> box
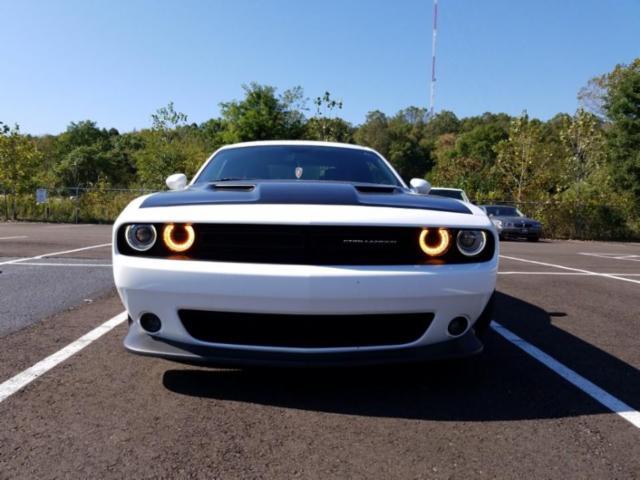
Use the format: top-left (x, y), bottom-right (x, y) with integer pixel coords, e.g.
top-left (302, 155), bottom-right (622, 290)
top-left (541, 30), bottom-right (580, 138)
top-left (480, 205), bottom-right (542, 242)
top-left (430, 188), bottom-right (471, 203)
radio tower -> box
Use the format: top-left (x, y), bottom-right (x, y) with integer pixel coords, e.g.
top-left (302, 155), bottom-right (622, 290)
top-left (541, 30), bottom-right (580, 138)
top-left (429, 0), bottom-right (439, 117)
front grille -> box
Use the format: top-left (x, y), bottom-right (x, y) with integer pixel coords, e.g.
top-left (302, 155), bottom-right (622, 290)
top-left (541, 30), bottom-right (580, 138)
top-left (179, 309), bottom-right (434, 348)
top-left (195, 224), bottom-right (421, 265)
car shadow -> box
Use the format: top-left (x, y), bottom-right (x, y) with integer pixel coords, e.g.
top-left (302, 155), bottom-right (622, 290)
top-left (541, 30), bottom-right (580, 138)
top-left (162, 292), bottom-right (640, 421)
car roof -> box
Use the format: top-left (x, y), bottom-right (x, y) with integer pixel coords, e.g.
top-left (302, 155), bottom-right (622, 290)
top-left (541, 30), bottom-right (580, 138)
top-left (217, 140), bottom-right (377, 153)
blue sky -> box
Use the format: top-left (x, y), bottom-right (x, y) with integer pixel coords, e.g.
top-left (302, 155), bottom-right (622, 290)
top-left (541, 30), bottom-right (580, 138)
top-left (1, 0), bottom-right (638, 135)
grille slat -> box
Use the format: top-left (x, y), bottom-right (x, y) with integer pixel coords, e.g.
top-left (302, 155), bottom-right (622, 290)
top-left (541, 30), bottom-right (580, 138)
top-left (179, 309), bottom-right (434, 348)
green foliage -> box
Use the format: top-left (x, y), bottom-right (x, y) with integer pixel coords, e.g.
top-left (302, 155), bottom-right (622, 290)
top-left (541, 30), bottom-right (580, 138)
top-left (494, 114), bottom-right (555, 203)
top-left (0, 123), bottom-right (42, 192)
top-left (557, 109), bottom-right (606, 189)
top-left (219, 83), bottom-right (306, 143)
top-left (354, 107), bottom-right (432, 180)
top-left (602, 59), bottom-right (640, 208)
top-left (132, 103), bottom-right (208, 187)
top-left (429, 121), bottom-right (508, 196)
top-left (53, 121), bottom-right (134, 188)
top-left (306, 91), bottom-right (351, 142)
top-left (0, 123), bottom-right (43, 219)
top-left (353, 111), bottom-right (391, 156)
top-left (2, 67), bottom-right (640, 240)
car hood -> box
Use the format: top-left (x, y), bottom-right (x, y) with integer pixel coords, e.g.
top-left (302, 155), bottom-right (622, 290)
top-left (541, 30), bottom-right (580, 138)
top-left (140, 181), bottom-right (472, 215)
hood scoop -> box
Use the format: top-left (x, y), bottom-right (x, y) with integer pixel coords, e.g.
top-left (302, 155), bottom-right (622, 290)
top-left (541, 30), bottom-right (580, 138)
top-left (208, 182), bottom-right (256, 192)
top-left (354, 185), bottom-right (399, 194)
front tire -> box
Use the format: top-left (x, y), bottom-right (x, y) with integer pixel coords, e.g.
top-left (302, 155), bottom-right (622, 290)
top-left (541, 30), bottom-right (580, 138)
top-left (527, 235), bottom-right (539, 242)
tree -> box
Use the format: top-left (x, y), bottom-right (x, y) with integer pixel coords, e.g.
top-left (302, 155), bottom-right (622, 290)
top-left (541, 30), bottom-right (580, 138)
top-left (151, 102), bottom-right (188, 131)
top-left (353, 111), bottom-right (391, 157)
top-left (0, 123), bottom-right (42, 218)
top-left (578, 76), bottom-right (608, 119)
top-left (557, 109), bottom-right (606, 189)
top-left (219, 83), bottom-right (306, 143)
top-left (494, 114), bottom-right (553, 203)
top-left (54, 121), bottom-right (134, 188)
top-left (386, 108), bottom-right (432, 180)
top-left (307, 91), bottom-right (345, 142)
top-left (56, 120), bottom-right (110, 157)
top-left (602, 59), bottom-right (640, 207)
top-left (133, 103), bottom-right (207, 187)
top-left (305, 117), bottom-right (353, 143)
top-left (423, 110), bottom-right (460, 141)
top-left (429, 122), bottom-right (508, 199)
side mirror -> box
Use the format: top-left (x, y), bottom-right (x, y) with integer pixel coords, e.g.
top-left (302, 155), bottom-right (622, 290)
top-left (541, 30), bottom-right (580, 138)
top-left (410, 178), bottom-right (431, 194)
top-left (166, 173), bottom-right (187, 191)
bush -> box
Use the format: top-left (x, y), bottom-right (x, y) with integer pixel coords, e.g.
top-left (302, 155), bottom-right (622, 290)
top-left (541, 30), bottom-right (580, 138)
top-left (1, 188), bottom-right (150, 223)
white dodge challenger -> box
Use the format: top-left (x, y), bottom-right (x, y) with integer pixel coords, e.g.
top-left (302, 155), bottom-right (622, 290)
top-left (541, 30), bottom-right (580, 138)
top-left (113, 141), bottom-right (498, 366)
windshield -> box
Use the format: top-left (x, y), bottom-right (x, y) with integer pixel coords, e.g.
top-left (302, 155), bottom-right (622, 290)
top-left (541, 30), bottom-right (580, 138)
top-left (484, 206), bottom-right (524, 217)
top-left (430, 189), bottom-right (463, 200)
top-left (194, 145), bottom-right (402, 186)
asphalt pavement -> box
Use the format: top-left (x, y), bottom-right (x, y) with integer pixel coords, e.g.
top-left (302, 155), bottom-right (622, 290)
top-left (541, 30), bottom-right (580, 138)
top-left (0, 222), bottom-right (639, 479)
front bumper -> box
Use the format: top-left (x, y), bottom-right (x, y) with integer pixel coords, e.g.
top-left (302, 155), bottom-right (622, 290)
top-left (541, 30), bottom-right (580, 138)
top-left (500, 227), bottom-right (541, 238)
top-left (114, 255), bottom-right (497, 366)
top-left (124, 322), bottom-right (486, 367)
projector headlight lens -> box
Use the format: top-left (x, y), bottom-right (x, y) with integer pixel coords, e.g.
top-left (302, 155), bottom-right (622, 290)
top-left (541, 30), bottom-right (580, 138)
top-left (163, 224), bottom-right (195, 253)
top-left (125, 224), bottom-right (157, 252)
top-left (419, 228), bottom-right (451, 257)
top-left (456, 230), bottom-right (487, 257)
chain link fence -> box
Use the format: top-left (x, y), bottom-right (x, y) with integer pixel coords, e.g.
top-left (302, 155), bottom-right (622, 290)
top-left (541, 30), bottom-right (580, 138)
top-left (1, 187), bottom-right (155, 224)
top-left (1, 187), bottom-right (638, 240)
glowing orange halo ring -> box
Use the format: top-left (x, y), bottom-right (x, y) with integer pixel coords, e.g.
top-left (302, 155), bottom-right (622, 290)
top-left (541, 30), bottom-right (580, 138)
top-left (163, 224), bottom-right (195, 253)
top-left (418, 228), bottom-right (451, 257)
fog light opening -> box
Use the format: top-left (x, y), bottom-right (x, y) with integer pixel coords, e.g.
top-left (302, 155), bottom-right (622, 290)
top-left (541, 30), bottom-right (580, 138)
top-left (448, 316), bottom-right (469, 337)
top-left (140, 313), bottom-right (162, 333)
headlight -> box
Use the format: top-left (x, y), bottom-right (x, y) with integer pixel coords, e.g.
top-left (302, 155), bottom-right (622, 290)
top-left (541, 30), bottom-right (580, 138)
top-left (506, 222), bottom-right (514, 228)
top-left (163, 224), bottom-right (195, 253)
top-left (419, 228), bottom-right (451, 257)
top-left (456, 230), bottom-right (487, 257)
top-left (125, 224), bottom-right (157, 252)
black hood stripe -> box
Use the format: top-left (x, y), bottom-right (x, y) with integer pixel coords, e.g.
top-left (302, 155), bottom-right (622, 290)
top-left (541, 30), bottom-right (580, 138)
top-left (140, 181), bottom-right (472, 214)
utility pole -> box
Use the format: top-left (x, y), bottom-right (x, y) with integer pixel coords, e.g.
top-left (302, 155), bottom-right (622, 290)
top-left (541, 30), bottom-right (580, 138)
top-left (429, 0), bottom-right (439, 117)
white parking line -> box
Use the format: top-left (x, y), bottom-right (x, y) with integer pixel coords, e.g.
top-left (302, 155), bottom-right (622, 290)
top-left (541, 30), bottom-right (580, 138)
top-left (0, 243), bottom-right (112, 267)
top-left (0, 312), bottom-right (127, 403)
top-left (0, 235), bottom-right (28, 240)
top-left (491, 321), bottom-right (640, 429)
top-left (579, 252), bottom-right (640, 263)
top-left (499, 271), bottom-right (640, 276)
top-left (12, 262), bottom-right (112, 268)
top-left (500, 255), bottom-right (640, 285)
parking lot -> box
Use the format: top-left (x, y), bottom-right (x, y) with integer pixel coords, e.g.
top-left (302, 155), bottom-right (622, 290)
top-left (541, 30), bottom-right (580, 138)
top-left (0, 222), bottom-right (639, 479)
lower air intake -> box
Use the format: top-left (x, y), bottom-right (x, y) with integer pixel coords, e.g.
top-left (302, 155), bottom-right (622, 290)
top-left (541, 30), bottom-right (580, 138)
top-left (179, 310), bottom-right (434, 348)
